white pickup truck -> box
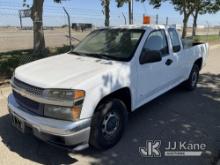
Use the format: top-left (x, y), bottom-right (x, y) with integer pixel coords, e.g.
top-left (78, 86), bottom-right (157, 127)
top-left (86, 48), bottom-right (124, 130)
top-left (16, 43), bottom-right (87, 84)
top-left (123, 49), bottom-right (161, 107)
top-left (8, 25), bottom-right (208, 150)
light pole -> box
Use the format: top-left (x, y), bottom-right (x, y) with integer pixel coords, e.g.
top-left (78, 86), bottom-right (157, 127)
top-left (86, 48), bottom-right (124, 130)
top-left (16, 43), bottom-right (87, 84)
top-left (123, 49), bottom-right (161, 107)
top-left (218, 22), bottom-right (220, 39)
top-left (206, 21), bottom-right (210, 42)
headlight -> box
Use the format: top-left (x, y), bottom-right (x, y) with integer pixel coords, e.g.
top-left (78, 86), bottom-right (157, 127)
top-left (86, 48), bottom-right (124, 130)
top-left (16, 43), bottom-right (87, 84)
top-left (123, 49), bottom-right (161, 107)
top-left (44, 105), bottom-right (82, 121)
top-left (44, 89), bottom-right (85, 101)
top-left (43, 89), bottom-right (85, 121)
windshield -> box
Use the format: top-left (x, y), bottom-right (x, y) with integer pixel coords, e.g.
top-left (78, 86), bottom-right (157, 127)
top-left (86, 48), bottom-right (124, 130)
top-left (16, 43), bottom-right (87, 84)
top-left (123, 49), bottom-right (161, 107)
top-left (71, 29), bottom-right (145, 61)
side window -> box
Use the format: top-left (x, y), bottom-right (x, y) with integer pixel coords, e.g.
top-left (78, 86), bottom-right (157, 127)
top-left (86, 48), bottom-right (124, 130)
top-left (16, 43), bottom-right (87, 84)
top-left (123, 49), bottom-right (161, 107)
top-left (143, 30), bottom-right (169, 57)
top-left (168, 29), bottom-right (181, 53)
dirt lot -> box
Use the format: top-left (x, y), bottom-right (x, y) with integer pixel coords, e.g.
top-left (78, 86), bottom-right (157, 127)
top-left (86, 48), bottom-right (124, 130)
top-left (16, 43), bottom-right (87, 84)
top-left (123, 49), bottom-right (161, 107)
top-left (0, 27), bottom-right (89, 52)
top-left (0, 46), bottom-right (220, 165)
top-left (0, 27), bottom-right (220, 52)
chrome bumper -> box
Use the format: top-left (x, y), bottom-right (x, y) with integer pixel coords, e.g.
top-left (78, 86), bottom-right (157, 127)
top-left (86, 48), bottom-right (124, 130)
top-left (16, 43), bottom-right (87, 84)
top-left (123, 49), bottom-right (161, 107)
top-left (8, 94), bottom-right (91, 146)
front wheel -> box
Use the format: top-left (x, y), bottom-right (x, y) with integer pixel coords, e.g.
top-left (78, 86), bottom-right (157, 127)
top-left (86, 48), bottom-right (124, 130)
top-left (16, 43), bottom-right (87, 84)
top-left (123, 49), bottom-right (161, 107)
top-left (89, 99), bottom-right (128, 150)
top-left (184, 64), bottom-right (200, 91)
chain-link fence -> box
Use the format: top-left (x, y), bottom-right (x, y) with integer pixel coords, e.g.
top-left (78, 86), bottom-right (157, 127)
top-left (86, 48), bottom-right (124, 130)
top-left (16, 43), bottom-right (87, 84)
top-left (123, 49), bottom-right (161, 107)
top-left (1, 2), bottom-right (220, 52)
top-left (0, 1), bottom-right (220, 81)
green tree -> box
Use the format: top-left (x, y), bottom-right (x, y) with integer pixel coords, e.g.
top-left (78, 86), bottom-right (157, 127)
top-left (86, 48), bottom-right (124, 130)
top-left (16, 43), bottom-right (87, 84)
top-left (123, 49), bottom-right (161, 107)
top-left (116, 0), bottom-right (133, 24)
top-left (102, 0), bottom-right (133, 27)
top-left (101, 0), bottom-right (110, 27)
top-left (138, 0), bottom-right (195, 38)
top-left (116, 0), bottom-right (129, 7)
top-left (23, 0), bottom-right (62, 55)
top-left (172, 0), bottom-right (195, 38)
top-left (192, 0), bottom-right (220, 36)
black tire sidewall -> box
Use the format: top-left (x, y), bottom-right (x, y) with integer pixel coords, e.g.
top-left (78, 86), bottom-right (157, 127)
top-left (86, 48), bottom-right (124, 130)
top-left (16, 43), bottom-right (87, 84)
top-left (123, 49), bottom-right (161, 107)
top-left (187, 64), bottom-right (200, 90)
top-left (90, 99), bottom-right (128, 150)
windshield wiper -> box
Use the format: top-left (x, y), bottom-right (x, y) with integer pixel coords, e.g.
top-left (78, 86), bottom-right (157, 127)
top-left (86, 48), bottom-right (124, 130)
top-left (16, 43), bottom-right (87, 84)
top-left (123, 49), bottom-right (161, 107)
top-left (88, 54), bottom-right (113, 60)
top-left (69, 51), bottom-right (90, 57)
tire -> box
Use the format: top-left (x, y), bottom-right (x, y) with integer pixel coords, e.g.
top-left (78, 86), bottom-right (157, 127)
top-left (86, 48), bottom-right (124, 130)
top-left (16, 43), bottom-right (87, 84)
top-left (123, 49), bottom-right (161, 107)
top-left (184, 64), bottom-right (200, 91)
top-left (89, 99), bottom-right (128, 150)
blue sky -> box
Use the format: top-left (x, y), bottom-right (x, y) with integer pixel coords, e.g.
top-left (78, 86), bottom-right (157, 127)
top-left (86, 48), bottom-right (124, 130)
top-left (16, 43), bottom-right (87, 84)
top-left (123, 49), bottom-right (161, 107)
top-left (0, 0), bottom-right (220, 27)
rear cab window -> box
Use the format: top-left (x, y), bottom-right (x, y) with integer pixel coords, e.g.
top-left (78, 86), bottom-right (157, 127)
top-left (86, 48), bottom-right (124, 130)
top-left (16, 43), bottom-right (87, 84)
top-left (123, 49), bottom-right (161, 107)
top-left (168, 28), bottom-right (182, 53)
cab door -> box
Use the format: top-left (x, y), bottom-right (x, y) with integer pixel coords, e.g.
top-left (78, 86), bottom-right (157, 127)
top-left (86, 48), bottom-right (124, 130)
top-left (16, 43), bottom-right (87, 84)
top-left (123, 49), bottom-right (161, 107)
top-left (137, 29), bottom-right (178, 105)
top-left (168, 28), bottom-right (186, 80)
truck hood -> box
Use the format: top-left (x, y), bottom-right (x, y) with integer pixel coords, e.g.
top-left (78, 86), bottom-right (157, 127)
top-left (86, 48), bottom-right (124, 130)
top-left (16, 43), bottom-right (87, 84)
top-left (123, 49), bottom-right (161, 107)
top-left (15, 53), bottom-right (118, 89)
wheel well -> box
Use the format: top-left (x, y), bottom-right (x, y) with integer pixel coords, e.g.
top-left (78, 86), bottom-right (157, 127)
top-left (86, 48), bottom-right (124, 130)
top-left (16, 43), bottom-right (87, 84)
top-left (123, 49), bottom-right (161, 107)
top-left (96, 87), bottom-right (132, 113)
top-left (194, 58), bottom-right (203, 71)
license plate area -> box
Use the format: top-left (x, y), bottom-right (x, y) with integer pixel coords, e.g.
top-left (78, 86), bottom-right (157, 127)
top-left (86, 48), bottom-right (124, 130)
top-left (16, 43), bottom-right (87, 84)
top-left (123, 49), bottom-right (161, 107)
top-left (11, 113), bottom-right (25, 133)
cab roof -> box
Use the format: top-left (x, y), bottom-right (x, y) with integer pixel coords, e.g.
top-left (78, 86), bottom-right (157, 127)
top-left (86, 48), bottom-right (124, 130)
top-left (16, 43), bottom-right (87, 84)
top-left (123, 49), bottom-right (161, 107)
top-left (118, 24), bottom-right (166, 29)
top-left (101, 24), bottom-right (167, 30)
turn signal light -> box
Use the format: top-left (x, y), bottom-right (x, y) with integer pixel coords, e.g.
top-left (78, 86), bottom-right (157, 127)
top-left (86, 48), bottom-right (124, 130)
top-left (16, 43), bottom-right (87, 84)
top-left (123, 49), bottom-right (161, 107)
top-left (73, 90), bottom-right (85, 100)
top-left (72, 106), bottom-right (82, 119)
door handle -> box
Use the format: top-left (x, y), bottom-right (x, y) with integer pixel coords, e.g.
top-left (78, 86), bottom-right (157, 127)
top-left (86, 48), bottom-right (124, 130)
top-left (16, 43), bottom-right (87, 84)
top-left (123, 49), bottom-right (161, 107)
top-left (165, 59), bottom-right (173, 66)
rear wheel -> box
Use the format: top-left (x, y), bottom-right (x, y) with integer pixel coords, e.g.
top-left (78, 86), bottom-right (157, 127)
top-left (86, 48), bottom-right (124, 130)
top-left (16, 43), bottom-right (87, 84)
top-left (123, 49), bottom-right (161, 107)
top-left (89, 99), bottom-right (128, 150)
top-left (184, 64), bottom-right (200, 91)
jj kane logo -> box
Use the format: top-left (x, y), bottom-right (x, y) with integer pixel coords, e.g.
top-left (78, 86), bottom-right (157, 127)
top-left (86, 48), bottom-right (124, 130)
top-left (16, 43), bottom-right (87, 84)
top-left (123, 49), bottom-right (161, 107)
top-left (139, 140), bottom-right (161, 157)
top-left (139, 140), bottom-right (207, 157)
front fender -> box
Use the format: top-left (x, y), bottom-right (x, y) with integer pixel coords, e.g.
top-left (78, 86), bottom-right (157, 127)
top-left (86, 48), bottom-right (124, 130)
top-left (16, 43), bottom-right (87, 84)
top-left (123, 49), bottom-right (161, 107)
top-left (79, 67), bottom-right (132, 119)
top-left (80, 83), bottom-right (130, 119)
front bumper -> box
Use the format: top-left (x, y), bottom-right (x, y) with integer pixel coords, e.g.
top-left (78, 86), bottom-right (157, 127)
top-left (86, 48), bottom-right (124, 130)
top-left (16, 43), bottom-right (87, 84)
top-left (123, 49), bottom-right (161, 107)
top-left (7, 94), bottom-right (91, 147)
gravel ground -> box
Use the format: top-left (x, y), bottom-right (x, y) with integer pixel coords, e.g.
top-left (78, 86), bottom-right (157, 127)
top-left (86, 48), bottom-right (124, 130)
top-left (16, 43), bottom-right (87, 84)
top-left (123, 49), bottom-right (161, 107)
top-left (0, 45), bottom-right (220, 165)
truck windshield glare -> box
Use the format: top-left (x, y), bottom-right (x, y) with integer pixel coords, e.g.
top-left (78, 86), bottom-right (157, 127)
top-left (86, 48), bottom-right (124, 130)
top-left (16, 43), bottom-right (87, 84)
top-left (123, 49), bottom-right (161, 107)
top-left (71, 29), bottom-right (145, 61)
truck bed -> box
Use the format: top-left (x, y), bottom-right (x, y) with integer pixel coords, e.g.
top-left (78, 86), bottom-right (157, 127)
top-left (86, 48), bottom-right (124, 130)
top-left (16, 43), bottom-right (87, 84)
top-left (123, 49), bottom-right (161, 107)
top-left (182, 39), bottom-right (206, 49)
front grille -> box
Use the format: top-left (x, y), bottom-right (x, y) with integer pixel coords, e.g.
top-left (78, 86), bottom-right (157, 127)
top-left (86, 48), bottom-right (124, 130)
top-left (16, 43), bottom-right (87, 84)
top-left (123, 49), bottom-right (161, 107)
top-left (13, 90), bottom-right (44, 116)
top-left (13, 78), bottom-right (44, 96)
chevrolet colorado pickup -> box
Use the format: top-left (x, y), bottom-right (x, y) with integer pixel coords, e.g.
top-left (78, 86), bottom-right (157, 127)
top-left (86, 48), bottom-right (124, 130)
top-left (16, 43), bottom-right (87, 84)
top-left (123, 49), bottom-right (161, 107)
top-left (8, 25), bottom-right (208, 150)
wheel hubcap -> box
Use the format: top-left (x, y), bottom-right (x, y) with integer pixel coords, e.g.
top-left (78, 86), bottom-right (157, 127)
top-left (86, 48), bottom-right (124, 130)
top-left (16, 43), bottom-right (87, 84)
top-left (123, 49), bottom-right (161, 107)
top-left (102, 111), bottom-right (120, 137)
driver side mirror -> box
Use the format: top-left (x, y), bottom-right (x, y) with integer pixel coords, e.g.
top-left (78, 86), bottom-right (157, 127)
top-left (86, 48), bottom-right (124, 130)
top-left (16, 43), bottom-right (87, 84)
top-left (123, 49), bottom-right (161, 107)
top-left (140, 50), bottom-right (162, 64)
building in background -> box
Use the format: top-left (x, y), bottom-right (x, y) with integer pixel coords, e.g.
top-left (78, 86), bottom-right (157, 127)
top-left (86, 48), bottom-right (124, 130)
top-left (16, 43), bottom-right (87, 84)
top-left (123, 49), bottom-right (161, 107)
top-left (171, 24), bottom-right (182, 30)
top-left (197, 25), bottom-right (205, 29)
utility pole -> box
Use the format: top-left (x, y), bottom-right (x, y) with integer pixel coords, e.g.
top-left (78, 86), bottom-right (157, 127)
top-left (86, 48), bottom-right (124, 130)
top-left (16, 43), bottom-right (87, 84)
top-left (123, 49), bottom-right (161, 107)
top-left (218, 22), bottom-right (220, 39)
top-left (166, 17), bottom-right (168, 26)
top-left (206, 21), bottom-right (210, 42)
top-left (63, 7), bottom-right (72, 48)
top-left (156, 14), bottom-right (159, 24)
top-left (128, 0), bottom-right (134, 24)
top-left (19, 11), bottom-right (23, 29)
